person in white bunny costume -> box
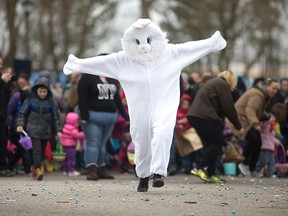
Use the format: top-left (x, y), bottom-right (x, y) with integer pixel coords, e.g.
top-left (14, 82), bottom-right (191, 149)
top-left (63, 18), bottom-right (227, 192)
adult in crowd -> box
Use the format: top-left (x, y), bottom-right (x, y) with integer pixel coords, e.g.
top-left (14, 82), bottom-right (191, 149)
top-left (187, 70), bottom-right (244, 183)
top-left (252, 76), bottom-right (266, 88)
top-left (227, 78), bottom-right (279, 176)
top-left (77, 72), bottom-right (129, 181)
top-left (0, 60), bottom-right (14, 177)
top-left (267, 77), bottom-right (288, 112)
top-left (63, 72), bottom-right (82, 113)
top-left (7, 73), bottom-right (31, 174)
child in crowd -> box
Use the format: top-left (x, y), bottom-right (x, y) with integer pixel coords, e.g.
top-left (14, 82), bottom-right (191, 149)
top-left (7, 73), bottom-right (31, 175)
top-left (175, 94), bottom-right (192, 135)
top-left (61, 112), bottom-right (85, 176)
top-left (254, 115), bottom-right (281, 178)
top-left (174, 93), bottom-right (203, 174)
top-left (16, 77), bottom-right (62, 180)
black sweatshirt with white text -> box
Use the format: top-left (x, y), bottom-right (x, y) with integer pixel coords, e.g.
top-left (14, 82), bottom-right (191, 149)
top-left (77, 74), bottom-right (128, 122)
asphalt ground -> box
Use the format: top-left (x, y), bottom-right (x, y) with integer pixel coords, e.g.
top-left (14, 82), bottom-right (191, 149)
top-left (0, 172), bottom-right (287, 216)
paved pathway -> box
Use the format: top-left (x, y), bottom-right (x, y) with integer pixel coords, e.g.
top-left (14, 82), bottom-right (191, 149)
top-left (0, 172), bottom-right (287, 216)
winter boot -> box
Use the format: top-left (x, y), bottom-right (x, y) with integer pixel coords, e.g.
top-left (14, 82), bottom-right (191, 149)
top-left (152, 174), bottom-right (164, 188)
top-left (86, 164), bottom-right (99, 180)
top-left (41, 161), bottom-right (45, 173)
top-left (46, 160), bottom-right (54, 172)
top-left (137, 177), bottom-right (149, 192)
top-left (97, 166), bottom-right (114, 179)
top-left (31, 166), bottom-right (36, 179)
top-left (35, 168), bottom-right (44, 181)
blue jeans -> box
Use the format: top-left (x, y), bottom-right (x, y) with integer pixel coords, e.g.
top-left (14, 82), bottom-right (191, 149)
top-left (81, 111), bottom-right (118, 167)
top-left (256, 150), bottom-right (275, 177)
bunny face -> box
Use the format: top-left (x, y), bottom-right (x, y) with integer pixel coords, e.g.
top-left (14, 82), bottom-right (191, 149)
top-left (121, 19), bottom-right (168, 64)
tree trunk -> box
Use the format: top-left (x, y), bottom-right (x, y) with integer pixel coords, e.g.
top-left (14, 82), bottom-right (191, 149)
top-left (4, 0), bottom-right (18, 67)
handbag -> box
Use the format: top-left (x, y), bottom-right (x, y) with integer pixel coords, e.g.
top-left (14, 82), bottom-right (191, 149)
top-left (175, 128), bottom-right (203, 157)
top-left (18, 130), bottom-right (32, 150)
top-left (182, 128), bottom-right (203, 151)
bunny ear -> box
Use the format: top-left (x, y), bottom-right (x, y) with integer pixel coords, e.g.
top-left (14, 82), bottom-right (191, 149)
top-left (132, 19), bottom-right (151, 28)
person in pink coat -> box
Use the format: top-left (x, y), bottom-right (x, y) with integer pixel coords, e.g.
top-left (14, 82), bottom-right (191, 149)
top-left (61, 112), bottom-right (85, 176)
top-left (255, 115), bottom-right (281, 177)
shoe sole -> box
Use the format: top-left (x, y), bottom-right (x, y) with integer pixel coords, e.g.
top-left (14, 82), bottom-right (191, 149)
top-left (0, 174), bottom-right (14, 177)
top-left (37, 174), bottom-right (43, 181)
top-left (153, 179), bottom-right (164, 188)
top-left (137, 187), bottom-right (148, 192)
top-left (191, 170), bottom-right (212, 183)
top-left (86, 177), bottom-right (99, 180)
top-left (238, 164), bottom-right (250, 176)
top-left (210, 181), bottom-right (225, 184)
top-left (0, 173), bottom-right (14, 177)
top-left (209, 178), bottom-right (225, 184)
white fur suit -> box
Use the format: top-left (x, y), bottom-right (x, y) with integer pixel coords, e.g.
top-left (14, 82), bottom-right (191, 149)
top-left (63, 19), bottom-right (226, 178)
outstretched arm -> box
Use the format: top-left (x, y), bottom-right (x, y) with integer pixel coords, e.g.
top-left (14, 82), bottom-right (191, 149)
top-left (63, 52), bottom-right (123, 79)
top-left (174, 31), bottom-right (227, 69)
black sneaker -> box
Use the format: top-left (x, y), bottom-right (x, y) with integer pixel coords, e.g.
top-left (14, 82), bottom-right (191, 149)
top-left (137, 177), bottom-right (149, 192)
top-left (168, 167), bottom-right (177, 176)
top-left (0, 169), bottom-right (15, 177)
top-left (152, 174), bottom-right (164, 188)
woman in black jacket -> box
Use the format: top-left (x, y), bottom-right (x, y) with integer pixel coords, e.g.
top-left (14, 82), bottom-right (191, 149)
top-left (187, 70), bottom-right (244, 183)
top-left (0, 65), bottom-right (14, 177)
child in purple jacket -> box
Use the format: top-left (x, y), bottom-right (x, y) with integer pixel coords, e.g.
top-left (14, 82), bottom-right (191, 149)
top-left (61, 112), bottom-right (85, 176)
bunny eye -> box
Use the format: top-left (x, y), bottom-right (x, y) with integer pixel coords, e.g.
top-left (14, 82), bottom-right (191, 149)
top-left (147, 36), bottom-right (152, 44)
top-left (134, 39), bottom-right (140, 45)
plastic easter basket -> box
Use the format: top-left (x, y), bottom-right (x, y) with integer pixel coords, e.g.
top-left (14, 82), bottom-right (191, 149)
top-left (18, 130), bottom-right (33, 150)
top-left (275, 143), bottom-right (288, 177)
top-left (52, 152), bottom-right (66, 162)
top-left (127, 141), bottom-right (135, 165)
top-left (52, 139), bottom-right (66, 162)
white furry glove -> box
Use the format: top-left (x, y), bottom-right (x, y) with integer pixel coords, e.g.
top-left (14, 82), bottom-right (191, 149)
top-left (63, 54), bottom-right (77, 75)
top-left (210, 31), bottom-right (227, 52)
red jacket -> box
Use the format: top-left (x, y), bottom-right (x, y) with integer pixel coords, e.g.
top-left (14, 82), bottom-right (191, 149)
top-left (175, 94), bottom-right (192, 134)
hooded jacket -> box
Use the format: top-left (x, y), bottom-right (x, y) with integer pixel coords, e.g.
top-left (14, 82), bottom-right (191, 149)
top-left (176, 93), bottom-right (192, 134)
top-left (226, 87), bottom-right (270, 140)
top-left (60, 112), bottom-right (84, 147)
top-left (260, 117), bottom-right (281, 151)
top-left (17, 77), bottom-right (61, 140)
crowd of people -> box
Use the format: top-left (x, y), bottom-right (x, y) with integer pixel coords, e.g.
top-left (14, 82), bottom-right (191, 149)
top-left (1, 55), bottom-right (288, 184)
top-left (169, 70), bottom-right (288, 182)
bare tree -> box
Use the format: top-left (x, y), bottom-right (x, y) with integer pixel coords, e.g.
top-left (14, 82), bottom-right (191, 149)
top-left (156, 0), bottom-right (246, 72)
top-left (2, 0), bottom-right (287, 77)
top-left (242, 0), bottom-right (287, 78)
top-left (0, 0), bottom-right (118, 72)
top-left (153, 0), bottom-right (287, 77)
top-left (140, 0), bottom-right (155, 18)
top-left (30, 0), bottom-right (118, 72)
top-left (2, 0), bottom-right (19, 67)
